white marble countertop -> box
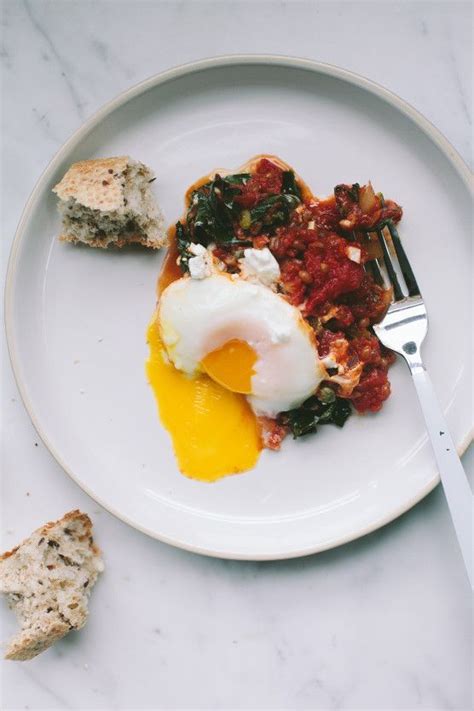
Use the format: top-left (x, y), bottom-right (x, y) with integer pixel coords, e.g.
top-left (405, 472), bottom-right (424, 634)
top-left (1, 2), bottom-right (472, 709)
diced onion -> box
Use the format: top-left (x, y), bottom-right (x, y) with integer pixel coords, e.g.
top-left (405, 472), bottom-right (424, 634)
top-left (359, 182), bottom-right (376, 213)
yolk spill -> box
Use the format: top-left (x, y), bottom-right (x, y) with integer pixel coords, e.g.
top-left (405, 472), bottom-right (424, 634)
top-left (201, 340), bottom-right (257, 395)
top-left (146, 319), bottom-right (261, 482)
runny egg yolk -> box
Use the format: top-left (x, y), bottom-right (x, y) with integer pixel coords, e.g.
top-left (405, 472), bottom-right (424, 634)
top-left (146, 319), bottom-right (261, 482)
top-left (201, 340), bottom-right (257, 395)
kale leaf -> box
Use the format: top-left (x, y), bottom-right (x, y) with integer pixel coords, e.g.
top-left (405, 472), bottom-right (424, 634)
top-left (176, 221), bottom-right (191, 273)
top-left (183, 169), bottom-right (301, 244)
top-left (279, 394), bottom-right (352, 439)
top-left (347, 183), bottom-right (360, 203)
top-left (334, 183), bottom-right (360, 217)
top-left (248, 193), bottom-right (300, 231)
top-left (281, 170), bottom-right (302, 199)
top-left (222, 173), bottom-right (251, 185)
top-left (187, 175), bottom-right (242, 244)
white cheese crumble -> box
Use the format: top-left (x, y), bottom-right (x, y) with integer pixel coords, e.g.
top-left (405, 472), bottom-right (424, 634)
top-left (188, 243), bottom-right (212, 280)
top-left (188, 255), bottom-right (211, 279)
top-left (346, 246), bottom-right (361, 263)
top-left (239, 247), bottom-right (281, 287)
top-left (188, 243), bottom-right (207, 256)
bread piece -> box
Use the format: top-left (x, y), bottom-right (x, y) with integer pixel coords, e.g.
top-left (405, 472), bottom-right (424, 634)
top-left (0, 510), bottom-right (104, 661)
top-left (53, 156), bottom-right (167, 248)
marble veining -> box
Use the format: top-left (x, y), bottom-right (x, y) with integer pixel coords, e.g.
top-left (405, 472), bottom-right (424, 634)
top-left (23, 0), bottom-right (86, 121)
top-left (1, 1), bottom-right (472, 710)
top-left (447, 46), bottom-right (472, 127)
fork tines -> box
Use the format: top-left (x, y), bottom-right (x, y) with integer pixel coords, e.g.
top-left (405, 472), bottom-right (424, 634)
top-left (368, 221), bottom-right (421, 301)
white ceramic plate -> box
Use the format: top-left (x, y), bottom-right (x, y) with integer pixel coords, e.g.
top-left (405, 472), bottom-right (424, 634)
top-left (6, 56), bottom-right (472, 560)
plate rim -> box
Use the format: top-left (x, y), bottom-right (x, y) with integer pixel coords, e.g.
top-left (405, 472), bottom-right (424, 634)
top-left (4, 54), bottom-right (473, 560)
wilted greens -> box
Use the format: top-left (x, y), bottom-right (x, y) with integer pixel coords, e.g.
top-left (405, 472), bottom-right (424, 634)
top-left (175, 169), bottom-right (302, 269)
top-left (279, 392), bottom-right (352, 438)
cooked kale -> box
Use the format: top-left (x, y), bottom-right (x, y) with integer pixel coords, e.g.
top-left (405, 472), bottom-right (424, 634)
top-left (334, 183), bottom-right (360, 216)
top-left (186, 175), bottom-right (242, 244)
top-left (176, 221), bottom-right (190, 273)
top-left (279, 393), bottom-right (352, 439)
top-left (182, 168), bottom-right (301, 247)
top-left (248, 193), bottom-right (300, 232)
top-left (347, 183), bottom-right (360, 203)
top-left (281, 170), bottom-right (302, 199)
top-left (222, 173), bottom-right (251, 184)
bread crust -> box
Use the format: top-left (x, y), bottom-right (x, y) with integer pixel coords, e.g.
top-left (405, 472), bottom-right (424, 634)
top-left (58, 233), bottom-right (165, 249)
top-left (53, 157), bottom-right (129, 212)
top-left (0, 510), bottom-right (99, 561)
top-left (4, 621), bottom-right (71, 661)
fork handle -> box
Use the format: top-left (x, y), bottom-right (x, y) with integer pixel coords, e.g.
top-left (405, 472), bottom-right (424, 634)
top-left (409, 363), bottom-right (473, 587)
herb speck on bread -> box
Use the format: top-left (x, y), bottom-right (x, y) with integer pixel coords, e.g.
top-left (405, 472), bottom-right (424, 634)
top-left (0, 510), bottom-right (103, 661)
top-left (53, 156), bottom-right (167, 249)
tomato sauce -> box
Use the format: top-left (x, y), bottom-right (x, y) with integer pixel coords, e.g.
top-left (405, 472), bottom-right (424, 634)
top-left (210, 158), bottom-right (399, 416)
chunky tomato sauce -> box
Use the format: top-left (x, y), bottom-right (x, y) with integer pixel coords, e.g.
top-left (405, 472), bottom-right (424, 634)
top-left (209, 158), bottom-right (400, 435)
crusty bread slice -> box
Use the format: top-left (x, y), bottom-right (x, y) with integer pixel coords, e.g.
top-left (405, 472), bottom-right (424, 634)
top-left (0, 510), bottom-right (104, 661)
top-left (53, 156), bottom-right (167, 249)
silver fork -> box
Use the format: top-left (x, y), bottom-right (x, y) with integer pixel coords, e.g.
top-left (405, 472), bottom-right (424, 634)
top-left (367, 221), bottom-right (473, 587)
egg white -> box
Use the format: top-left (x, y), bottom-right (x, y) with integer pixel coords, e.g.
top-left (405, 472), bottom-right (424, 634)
top-left (158, 274), bottom-right (325, 417)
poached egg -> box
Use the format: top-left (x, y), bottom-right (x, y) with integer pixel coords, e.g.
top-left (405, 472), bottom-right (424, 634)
top-left (147, 271), bottom-right (325, 481)
top-left (159, 274), bottom-right (324, 417)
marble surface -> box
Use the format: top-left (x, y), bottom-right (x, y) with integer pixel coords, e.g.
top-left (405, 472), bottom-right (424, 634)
top-left (1, 1), bottom-right (472, 709)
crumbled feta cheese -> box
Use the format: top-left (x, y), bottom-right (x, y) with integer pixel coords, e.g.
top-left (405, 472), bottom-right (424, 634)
top-left (187, 242), bottom-right (213, 279)
top-left (188, 243), bottom-right (207, 257)
top-left (346, 246), bottom-right (361, 263)
top-left (307, 221), bottom-right (316, 230)
top-left (239, 248), bottom-right (280, 287)
top-left (188, 253), bottom-right (212, 279)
